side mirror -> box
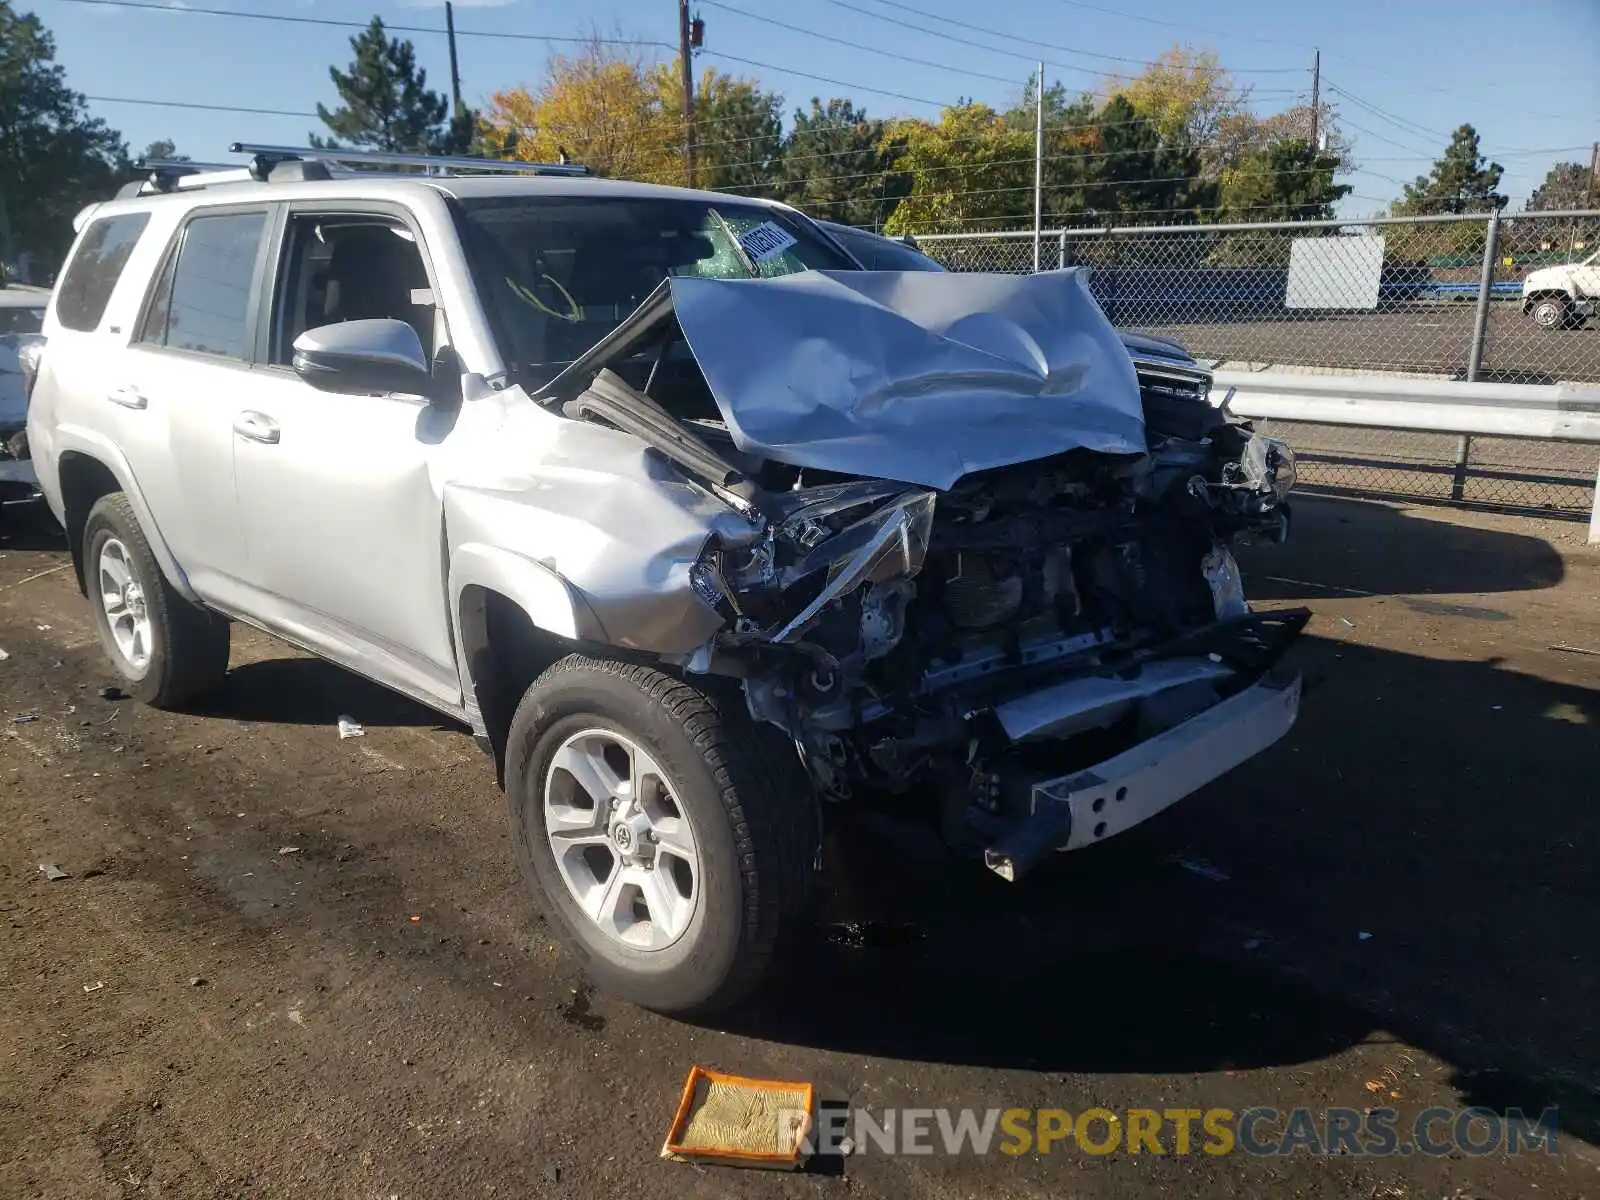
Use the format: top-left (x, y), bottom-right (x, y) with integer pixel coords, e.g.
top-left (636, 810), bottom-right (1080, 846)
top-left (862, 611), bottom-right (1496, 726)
top-left (292, 318), bottom-right (434, 398)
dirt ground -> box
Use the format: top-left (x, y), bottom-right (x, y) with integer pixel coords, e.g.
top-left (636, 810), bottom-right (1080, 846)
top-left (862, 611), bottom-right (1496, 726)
top-left (2, 494), bottom-right (1599, 1199)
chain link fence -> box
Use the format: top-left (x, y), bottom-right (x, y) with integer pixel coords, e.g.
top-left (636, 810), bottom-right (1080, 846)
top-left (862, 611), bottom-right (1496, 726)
top-left (916, 212), bottom-right (1600, 516)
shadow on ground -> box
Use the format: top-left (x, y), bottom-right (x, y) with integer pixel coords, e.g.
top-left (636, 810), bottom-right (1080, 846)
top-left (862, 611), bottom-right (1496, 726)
top-left (193, 655), bottom-right (458, 732)
top-left (1241, 493), bottom-right (1565, 599)
top-left (0, 499), bottom-right (67, 553)
top-left (706, 507), bottom-right (1598, 1141)
top-left (713, 628), bottom-right (1600, 1138)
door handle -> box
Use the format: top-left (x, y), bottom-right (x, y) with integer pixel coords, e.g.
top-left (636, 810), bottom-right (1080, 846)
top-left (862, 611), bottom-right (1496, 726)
top-left (107, 386), bottom-right (147, 410)
top-left (233, 411), bottom-right (281, 445)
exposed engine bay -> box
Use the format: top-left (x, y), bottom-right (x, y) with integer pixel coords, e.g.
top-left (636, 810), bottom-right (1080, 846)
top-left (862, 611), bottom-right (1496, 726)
top-left (537, 270), bottom-right (1308, 878)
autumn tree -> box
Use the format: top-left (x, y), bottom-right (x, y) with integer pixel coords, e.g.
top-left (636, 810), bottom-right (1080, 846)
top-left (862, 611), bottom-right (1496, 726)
top-left (883, 103), bottom-right (1032, 234)
top-left (482, 37), bottom-right (677, 181)
top-left (0, 2), bottom-right (126, 275)
top-left (315, 16), bottom-right (461, 153)
top-left (1106, 47), bottom-right (1248, 173)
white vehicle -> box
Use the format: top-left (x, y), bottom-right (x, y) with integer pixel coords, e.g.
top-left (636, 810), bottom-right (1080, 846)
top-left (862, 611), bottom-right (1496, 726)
top-left (1522, 249), bottom-right (1599, 330)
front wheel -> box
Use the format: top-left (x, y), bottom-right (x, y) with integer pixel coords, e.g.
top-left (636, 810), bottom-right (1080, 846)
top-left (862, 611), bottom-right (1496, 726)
top-left (1529, 296), bottom-right (1570, 330)
top-left (504, 655), bottom-right (818, 1014)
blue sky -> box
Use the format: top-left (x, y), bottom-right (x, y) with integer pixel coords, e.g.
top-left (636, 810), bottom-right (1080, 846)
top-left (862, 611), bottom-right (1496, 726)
top-left (33, 0), bottom-right (1600, 218)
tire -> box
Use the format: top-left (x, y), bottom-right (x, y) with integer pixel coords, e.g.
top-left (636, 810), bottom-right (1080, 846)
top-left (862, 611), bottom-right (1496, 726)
top-left (82, 492), bottom-right (230, 707)
top-left (504, 654), bottom-right (819, 1014)
top-left (1529, 296), bottom-right (1569, 330)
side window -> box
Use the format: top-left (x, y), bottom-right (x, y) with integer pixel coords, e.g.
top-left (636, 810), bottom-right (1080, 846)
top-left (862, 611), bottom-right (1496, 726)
top-left (55, 213), bottom-right (151, 332)
top-left (271, 214), bottom-right (438, 365)
top-left (139, 211), bottom-right (266, 360)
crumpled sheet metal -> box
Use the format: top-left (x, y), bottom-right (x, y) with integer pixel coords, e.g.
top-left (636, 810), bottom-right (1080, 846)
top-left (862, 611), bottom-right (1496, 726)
top-left (667, 269), bottom-right (1147, 490)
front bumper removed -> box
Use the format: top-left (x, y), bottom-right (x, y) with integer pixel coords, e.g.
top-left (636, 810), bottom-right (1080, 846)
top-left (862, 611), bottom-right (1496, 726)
top-left (983, 669), bottom-right (1302, 882)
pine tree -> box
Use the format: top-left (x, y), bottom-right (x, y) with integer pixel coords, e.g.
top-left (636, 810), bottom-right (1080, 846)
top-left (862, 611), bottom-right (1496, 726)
top-left (314, 16), bottom-right (452, 154)
top-left (1396, 124), bottom-right (1505, 215)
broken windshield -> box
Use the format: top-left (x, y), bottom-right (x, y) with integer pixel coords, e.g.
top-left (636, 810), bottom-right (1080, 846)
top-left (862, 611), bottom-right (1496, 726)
top-left (455, 195), bottom-right (851, 384)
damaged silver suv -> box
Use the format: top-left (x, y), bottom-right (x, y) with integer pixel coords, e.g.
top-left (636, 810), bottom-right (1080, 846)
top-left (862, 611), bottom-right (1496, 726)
top-left (30, 145), bottom-right (1305, 1014)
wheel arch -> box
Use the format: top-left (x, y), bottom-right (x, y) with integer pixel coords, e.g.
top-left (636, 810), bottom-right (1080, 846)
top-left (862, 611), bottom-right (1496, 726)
top-left (56, 439), bottom-right (198, 603)
top-left (451, 544), bottom-right (611, 783)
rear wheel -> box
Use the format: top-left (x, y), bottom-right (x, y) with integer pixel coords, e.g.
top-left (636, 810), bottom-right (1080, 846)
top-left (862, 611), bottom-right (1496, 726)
top-left (504, 654), bottom-right (818, 1014)
top-left (83, 493), bottom-right (229, 707)
top-left (1529, 295), bottom-right (1570, 330)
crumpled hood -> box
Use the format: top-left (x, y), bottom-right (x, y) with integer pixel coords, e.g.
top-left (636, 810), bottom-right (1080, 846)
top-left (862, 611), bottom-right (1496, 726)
top-left (666, 269), bottom-right (1146, 490)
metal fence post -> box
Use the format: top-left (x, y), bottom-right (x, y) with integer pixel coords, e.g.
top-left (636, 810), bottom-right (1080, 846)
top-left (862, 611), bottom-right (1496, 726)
top-left (1058, 230), bottom-right (1066, 270)
top-left (1590, 459), bottom-right (1600, 545)
top-left (1454, 210), bottom-right (1502, 501)
top-left (1466, 209), bottom-right (1500, 383)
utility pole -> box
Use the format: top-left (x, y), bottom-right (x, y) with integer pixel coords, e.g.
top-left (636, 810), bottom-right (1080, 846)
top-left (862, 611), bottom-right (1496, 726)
top-left (1309, 47), bottom-right (1321, 150)
top-left (445, 1), bottom-right (463, 115)
top-left (678, 0), bottom-right (697, 187)
top-left (1033, 62), bottom-right (1044, 273)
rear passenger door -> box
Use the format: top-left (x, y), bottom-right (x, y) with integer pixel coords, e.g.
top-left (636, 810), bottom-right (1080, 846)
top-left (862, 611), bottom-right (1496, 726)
top-left (120, 205), bottom-right (274, 601)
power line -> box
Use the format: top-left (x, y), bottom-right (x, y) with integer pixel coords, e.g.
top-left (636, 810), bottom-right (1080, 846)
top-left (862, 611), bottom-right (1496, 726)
top-left (1338, 116), bottom-right (1440, 159)
top-left (1324, 82), bottom-right (1445, 145)
top-left (841, 0), bottom-right (1305, 74)
top-left (735, 156), bottom-right (1359, 199)
top-left (700, 49), bottom-right (955, 108)
top-left (46, 0), bottom-right (670, 46)
top-left (88, 94), bottom-right (316, 119)
top-left (699, 0), bottom-right (1023, 87)
top-left (1042, 0), bottom-right (1311, 51)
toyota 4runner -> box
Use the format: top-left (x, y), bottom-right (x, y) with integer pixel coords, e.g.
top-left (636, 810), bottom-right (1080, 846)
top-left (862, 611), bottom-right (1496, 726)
top-left (28, 145), bottom-right (1306, 1014)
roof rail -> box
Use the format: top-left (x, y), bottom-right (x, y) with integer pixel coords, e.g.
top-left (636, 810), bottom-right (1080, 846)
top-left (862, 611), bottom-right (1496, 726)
top-left (228, 142), bottom-right (589, 178)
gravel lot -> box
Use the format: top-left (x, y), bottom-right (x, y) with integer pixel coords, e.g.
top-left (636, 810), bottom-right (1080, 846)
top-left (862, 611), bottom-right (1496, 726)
top-left (2, 496), bottom-right (1599, 1198)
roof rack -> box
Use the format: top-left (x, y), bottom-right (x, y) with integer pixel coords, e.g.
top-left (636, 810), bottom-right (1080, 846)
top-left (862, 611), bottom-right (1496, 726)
top-left (229, 142), bottom-right (589, 178)
top-left (114, 142), bottom-right (591, 200)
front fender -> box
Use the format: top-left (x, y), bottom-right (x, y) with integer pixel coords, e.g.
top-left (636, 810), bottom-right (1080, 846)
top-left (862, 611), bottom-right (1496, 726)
top-left (448, 543), bottom-right (608, 737)
top-left (46, 424), bottom-right (202, 604)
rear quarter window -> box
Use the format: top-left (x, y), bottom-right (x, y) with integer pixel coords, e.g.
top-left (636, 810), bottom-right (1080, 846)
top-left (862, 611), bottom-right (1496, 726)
top-left (54, 213), bottom-right (151, 332)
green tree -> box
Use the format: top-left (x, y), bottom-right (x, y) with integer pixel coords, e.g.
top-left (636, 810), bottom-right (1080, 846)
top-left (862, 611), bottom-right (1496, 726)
top-left (1077, 95), bottom-right (1213, 223)
top-left (778, 98), bottom-right (909, 228)
top-left (1395, 124), bottom-right (1505, 215)
top-left (1526, 160), bottom-right (1595, 213)
top-left (1220, 138), bottom-right (1350, 222)
top-left (138, 139), bottom-right (186, 164)
top-left (0, 2), bottom-right (126, 276)
top-left (314, 15), bottom-right (454, 153)
top-left (691, 68), bottom-right (783, 193)
top-left (1512, 159), bottom-right (1600, 258)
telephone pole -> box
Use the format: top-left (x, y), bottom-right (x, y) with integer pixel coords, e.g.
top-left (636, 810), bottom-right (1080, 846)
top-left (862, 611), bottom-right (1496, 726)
top-left (445, 1), bottom-right (463, 115)
top-left (678, 0), bottom-right (697, 187)
top-left (1032, 62), bottom-right (1044, 273)
top-left (1309, 47), bottom-right (1321, 150)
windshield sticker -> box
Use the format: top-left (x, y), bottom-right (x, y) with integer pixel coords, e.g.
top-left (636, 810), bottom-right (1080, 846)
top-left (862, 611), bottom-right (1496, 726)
top-left (737, 221), bottom-right (798, 264)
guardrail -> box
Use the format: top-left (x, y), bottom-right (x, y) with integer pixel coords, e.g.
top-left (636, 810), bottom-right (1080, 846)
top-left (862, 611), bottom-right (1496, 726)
top-left (1215, 371), bottom-right (1600, 541)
